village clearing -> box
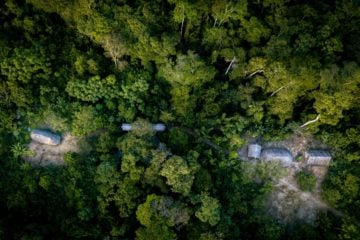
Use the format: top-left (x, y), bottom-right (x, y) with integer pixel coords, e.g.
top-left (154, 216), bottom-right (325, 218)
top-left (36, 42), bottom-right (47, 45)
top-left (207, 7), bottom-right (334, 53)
top-left (24, 126), bottom-right (342, 225)
top-left (260, 133), bottom-right (341, 224)
top-left (25, 133), bottom-right (80, 166)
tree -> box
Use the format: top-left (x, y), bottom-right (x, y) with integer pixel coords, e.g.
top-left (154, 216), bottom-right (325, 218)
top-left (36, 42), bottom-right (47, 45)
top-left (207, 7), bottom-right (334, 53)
top-left (11, 143), bottom-right (33, 158)
top-left (144, 150), bottom-right (169, 190)
top-left (168, 0), bottom-right (206, 41)
top-left (66, 75), bottom-right (120, 103)
top-left (314, 62), bottom-right (360, 126)
top-left (95, 161), bottom-right (141, 218)
top-left (131, 34), bottom-right (177, 66)
top-left (131, 118), bottom-right (155, 137)
top-left (240, 16), bottom-right (271, 44)
top-left (158, 51), bottom-right (216, 88)
top-left (136, 194), bottom-right (190, 228)
top-left (101, 34), bottom-right (128, 69)
top-left (0, 47), bottom-right (52, 84)
top-left (160, 155), bottom-right (195, 196)
top-left (158, 51), bottom-right (216, 116)
top-left (71, 105), bottom-right (104, 136)
top-left (117, 67), bottom-right (151, 120)
top-left (136, 194), bottom-right (188, 240)
top-left (195, 193), bottom-right (221, 226)
top-left (339, 217), bottom-right (360, 240)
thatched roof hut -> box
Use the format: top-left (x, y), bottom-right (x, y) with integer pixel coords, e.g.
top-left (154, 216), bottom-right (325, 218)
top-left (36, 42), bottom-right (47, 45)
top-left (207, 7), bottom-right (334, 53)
top-left (30, 129), bottom-right (61, 146)
top-left (248, 143), bottom-right (262, 159)
top-left (261, 148), bottom-right (293, 167)
top-left (305, 150), bottom-right (331, 166)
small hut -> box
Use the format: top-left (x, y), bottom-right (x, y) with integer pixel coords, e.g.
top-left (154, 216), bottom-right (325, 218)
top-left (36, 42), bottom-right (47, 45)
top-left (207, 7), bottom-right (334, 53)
top-left (30, 129), bottom-right (61, 146)
top-left (261, 148), bottom-right (293, 167)
top-left (152, 123), bottom-right (166, 132)
top-left (248, 143), bottom-right (262, 159)
top-left (305, 150), bottom-right (331, 166)
top-left (121, 123), bottom-right (133, 131)
top-left (121, 123), bottom-right (166, 132)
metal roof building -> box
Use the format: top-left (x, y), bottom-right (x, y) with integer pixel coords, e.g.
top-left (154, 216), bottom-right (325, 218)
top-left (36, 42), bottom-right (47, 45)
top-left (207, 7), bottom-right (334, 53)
top-left (121, 123), bottom-right (133, 131)
top-left (248, 143), bottom-right (262, 159)
top-left (152, 123), bottom-right (166, 132)
top-left (261, 148), bottom-right (293, 167)
top-left (305, 150), bottom-right (331, 166)
top-left (30, 129), bottom-right (61, 146)
top-left (121, 123), bottom-right (166, 132)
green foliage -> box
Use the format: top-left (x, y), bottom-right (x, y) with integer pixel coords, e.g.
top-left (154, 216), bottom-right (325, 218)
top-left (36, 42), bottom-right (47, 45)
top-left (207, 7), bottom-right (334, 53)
top-left (160, 155), bottom-right (195, 196)
top-left (136, 225), bottom-right (176, 240)
top-left (29, 107), bottom-right (69, 132)
top-left (195, 193), bottom-right (221, 226)
top-left (95, 161), bottom-right (141, 218)
top-left (136, 194), bottom-right (190, 228)
top-left (158, 51), bottom-right (216, 116)
top-left (144, 150), bottom-right (168, 190)
top-left (0, 0), bottom-right (359, 239)
top-left (131, 118), bottom-right (155, 137)
top-left (11, 143), bottom-right (33, 158)
top-left (339, 217), bottom-right (360, 240)
top-left (66, 75), bottom-right (119, 103)
top-left (71, 106), bottom-right (104, 136)
top-left (136, 194), bottom-right (189, 240)
top-left (167, 128), bottom-right (190, 154)
top-left (159, 51), bottom-right (216, 88)
top-left (95, 132), bottom-right (114, 153)
top-left (117, 67), bottom-right (151, 120)
top-left (0, 47), bottom-right (52, 84)
top-left (295, 171), bottom-right (317, 192)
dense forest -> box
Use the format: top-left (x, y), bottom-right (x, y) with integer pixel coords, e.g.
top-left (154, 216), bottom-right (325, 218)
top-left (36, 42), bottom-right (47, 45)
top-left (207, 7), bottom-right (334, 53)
top-left (0, 0), bottom-right (359, 239)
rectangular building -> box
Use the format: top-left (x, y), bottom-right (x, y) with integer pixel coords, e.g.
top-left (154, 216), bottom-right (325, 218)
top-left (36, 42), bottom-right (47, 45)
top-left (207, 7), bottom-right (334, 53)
top-left (305, 150), bottom-right (332, 166)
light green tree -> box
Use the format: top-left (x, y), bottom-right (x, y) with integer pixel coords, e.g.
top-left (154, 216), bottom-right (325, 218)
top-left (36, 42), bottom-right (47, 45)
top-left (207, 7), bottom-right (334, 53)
top-left (195, 193), bottom-right (221, 226)
top-left (160, 155), bottom-right (195, 196)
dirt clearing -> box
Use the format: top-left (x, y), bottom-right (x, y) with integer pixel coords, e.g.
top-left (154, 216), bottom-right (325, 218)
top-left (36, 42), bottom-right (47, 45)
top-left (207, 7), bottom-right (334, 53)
top-left (266, 177), bottom-right (337, 224)
top-left (238, 132), bottom-right (338, 224)
top-left (25, 133), bottom-right (80, 166)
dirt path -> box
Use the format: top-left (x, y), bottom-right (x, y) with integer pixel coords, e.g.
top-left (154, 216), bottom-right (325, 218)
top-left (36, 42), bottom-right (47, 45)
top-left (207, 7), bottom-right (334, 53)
top-left (174, 126), bottom-right (228, 154)
top-left (276, 178), bottom-right (344, 219)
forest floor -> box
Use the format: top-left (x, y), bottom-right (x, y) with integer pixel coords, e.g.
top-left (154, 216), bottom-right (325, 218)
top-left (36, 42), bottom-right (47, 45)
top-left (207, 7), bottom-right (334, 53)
top-left (25, 133), bottom-right (80, 166)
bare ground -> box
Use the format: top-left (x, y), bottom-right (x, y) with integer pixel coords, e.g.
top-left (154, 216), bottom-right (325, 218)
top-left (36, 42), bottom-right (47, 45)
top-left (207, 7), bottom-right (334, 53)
top-left (25, 133), bottom-right (80, 166)
top-left (266, 177), bottom-right (344, 224)
top-left (237, 133), bottom-right (339, 224)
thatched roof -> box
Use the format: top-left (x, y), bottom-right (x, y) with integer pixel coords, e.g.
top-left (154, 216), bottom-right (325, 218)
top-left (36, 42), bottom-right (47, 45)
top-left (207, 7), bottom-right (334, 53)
top-left (261, 148), bottom-right (293, 167)
top-left (305, 150), bottom-right (331, 166)
top-left (248, 143), bottom-right (262, 159)
top-left (30, 129), bottom-right (61, 146)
